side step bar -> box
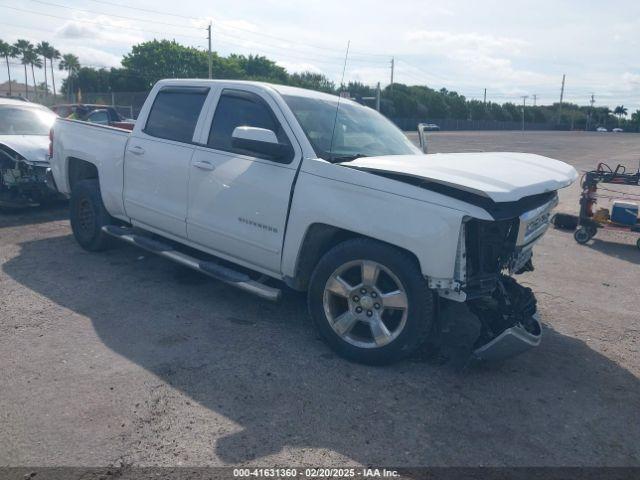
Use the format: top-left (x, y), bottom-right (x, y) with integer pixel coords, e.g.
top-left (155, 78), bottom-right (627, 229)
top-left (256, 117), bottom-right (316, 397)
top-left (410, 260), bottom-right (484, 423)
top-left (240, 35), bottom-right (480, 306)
top-left (102, 226), bottom-right (282, 302)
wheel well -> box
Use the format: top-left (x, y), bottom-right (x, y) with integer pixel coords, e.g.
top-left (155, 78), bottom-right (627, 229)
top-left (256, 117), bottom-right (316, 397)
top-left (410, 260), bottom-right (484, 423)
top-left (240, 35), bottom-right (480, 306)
top-left (289, 224), bottom-right (421, 291)
top-left (68, 157), bottom-right (98, 191)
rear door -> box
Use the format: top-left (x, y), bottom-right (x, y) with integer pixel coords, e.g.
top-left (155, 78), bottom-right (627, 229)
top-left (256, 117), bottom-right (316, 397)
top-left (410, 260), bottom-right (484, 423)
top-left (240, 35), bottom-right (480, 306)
top-left (123, 86), bottom-right (209, 238)
top-left (186, 87), bottom-right (301, 273)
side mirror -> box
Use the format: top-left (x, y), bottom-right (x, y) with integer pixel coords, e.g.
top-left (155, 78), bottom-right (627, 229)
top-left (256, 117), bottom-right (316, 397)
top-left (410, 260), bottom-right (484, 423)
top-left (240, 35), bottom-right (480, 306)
top-left (231, 126), bottom-right (290, 161)
top-left (417, 123), bottom-right (428, 153)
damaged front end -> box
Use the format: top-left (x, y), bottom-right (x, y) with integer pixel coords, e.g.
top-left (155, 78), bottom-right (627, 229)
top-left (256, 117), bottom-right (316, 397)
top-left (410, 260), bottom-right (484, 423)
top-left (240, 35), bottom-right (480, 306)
top-left (0, 144), bottom-right (52, 208)
top-left (437, 193), bottom-right (557, 362)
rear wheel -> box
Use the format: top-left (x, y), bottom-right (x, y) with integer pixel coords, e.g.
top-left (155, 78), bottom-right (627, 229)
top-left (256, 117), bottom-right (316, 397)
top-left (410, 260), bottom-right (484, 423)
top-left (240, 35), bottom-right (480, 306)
top-left (308, 238), bottom-right (435, 365)
top-left (70, 179), bottom-right (113, 251)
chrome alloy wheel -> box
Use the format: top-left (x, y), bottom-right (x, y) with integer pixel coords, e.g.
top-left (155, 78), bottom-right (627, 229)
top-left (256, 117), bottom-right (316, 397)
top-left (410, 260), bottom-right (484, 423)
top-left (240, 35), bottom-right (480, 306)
top-left (322, 260), bottom-right (409, 349)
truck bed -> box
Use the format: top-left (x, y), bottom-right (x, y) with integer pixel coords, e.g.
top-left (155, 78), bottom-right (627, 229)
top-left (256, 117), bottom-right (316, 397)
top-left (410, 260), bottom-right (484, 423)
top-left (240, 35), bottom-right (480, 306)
top-left (51, 118), bottom-right (131, 218)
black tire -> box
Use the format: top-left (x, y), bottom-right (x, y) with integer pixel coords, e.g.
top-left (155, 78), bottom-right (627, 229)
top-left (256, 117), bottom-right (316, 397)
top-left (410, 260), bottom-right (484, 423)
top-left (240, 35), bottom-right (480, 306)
top-left (574, 227), bottom-right (591, 245)
top-left (636, 238), bottom-right (640, 251)
top-left (308, 238), bottom-right (435, 365)
top-left (69, 179), bottom-right (113, 251)
top-left (587, 225), bottom-right (598, 238)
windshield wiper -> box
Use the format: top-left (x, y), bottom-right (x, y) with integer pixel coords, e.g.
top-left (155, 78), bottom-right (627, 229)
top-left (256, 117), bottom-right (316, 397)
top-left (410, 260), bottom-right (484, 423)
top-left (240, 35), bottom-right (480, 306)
top-left (327, 153), bottom-right (368, 163)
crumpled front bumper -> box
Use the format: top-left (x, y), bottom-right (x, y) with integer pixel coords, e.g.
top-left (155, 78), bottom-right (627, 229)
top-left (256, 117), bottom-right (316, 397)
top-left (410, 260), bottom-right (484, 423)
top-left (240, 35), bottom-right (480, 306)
top-left (473, 312), bottom-right (542, 361)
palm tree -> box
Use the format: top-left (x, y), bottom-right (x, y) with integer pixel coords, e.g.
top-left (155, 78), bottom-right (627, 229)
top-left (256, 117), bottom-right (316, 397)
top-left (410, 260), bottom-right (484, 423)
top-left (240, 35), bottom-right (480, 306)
top-left (13, 39), bottom-right (33, 99)
top-left (36, 41), bottom-right (52, 97)
top-left (59, 53), bottom-right (80, 101)
top-left (25, 49), bottom-right (43, 100)
top-left (49, 47), bottom-right (61, 98)
top-left (613, 105), bottom-right (628, 126)
top-left (0, 39), bottom-right (17, 96)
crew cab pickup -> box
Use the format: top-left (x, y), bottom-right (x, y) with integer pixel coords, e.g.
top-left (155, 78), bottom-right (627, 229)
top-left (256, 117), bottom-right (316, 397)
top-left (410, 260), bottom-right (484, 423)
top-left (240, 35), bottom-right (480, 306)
top-left (50, 79), bottom-right (578, 365)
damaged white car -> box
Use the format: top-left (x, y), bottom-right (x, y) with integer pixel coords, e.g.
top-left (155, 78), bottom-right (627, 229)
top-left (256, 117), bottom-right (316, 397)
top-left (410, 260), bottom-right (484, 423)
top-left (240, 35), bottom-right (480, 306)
top-left (0, 98), bottom-right (58, 208)
top-left (50, 80), bottom-right (578, 365)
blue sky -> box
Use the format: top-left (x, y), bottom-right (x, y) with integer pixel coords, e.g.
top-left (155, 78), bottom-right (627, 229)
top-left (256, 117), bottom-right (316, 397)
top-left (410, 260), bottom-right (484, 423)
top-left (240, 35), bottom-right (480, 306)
top-left (1, 0), bottom-right (639, 111)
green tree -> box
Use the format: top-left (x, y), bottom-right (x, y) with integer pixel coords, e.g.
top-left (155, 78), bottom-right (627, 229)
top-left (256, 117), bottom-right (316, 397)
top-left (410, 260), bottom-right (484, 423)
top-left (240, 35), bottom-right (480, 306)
top-left (288, 72), bottom-right (335, 93)
top-left (24, 48), bottom-right (42, 99)
top-left (48, 47), bottom-right (61, 97)
top-left (228, 54), bottom-right (287, 83)
top-left (13, 39), bottom-right (33, 99)
top-left (59, 53), bottom-right (80, 100)
top-left (36, 41), bottom-right (53, 96)
top-left (0, 40), bottom-right (17, 96)
top-left (121, 40), bottom-right (244, 88)
top-left (613, 105), bottom-right (628, 126)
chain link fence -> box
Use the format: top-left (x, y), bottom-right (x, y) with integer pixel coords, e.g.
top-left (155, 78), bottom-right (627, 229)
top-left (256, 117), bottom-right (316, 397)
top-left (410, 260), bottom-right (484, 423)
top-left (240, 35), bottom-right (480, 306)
top-left (33, 91), bottom-right (612, 131)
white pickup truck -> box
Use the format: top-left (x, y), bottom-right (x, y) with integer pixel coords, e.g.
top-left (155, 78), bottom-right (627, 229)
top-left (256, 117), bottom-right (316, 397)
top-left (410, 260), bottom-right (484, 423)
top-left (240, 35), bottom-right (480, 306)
top-left (50, 79), bottom-right (577, 365)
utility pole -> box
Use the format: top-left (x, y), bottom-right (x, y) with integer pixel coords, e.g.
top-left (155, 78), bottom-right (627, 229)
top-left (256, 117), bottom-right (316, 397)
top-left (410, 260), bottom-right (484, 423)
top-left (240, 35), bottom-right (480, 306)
top-left (532, 94), bottom-right (537, 106)
top-left (390, 57), bottom-right (394, 93)
top-left (376, 82), bottom-right (381, 112)
top-left (483, 88), bottom-right (487, 105)
top-left (207, 22), bottom-right (213, 79)
top-left (521, 95), bottom-right (528, 131)
top-left (587, 93), bottom-right (595, 130)
top-left (557, 74), bottom-right (565, 125)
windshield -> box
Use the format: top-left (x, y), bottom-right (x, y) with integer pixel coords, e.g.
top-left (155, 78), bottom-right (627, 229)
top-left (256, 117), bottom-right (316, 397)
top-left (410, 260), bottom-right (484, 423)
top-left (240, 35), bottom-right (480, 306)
top-left (0, 106), bottom-right (57, 135)
top-left (282, 94), bottom-right (420, 161)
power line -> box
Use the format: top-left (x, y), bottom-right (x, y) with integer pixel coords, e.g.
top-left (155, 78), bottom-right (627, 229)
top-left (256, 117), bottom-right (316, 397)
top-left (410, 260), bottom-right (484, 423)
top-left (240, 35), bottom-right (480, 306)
top-left (30, 0), bottom-right (203, 30)
top-left (21, 0), bottom-right (390, 65)
top-left (0, 4), bottom-right (205, 40)
top-left (81, 0), bottom-right (388, 59)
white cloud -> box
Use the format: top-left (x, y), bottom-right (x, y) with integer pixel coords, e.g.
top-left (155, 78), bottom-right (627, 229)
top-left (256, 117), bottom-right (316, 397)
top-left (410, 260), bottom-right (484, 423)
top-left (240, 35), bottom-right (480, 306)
top-left (275, 60), bottom-right (322, 74)
top-left (55, 20), bottom-right (144, 46)
top-left (54, 44), bottom-right (123, 69)
top-left (405, 30), bottom-right (528, 56)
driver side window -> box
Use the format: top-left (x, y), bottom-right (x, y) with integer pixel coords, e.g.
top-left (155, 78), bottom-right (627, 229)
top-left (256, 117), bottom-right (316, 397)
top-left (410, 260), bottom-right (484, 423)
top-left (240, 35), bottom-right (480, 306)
top-left (208, 90), bottom-right (290, 158)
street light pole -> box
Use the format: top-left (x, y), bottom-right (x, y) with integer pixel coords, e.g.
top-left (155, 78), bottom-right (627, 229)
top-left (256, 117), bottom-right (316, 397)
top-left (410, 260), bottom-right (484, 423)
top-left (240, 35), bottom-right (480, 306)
top-left (521, 95), bottom-right (528, 131)
top-left (207, 22), bottom-right (213, 79)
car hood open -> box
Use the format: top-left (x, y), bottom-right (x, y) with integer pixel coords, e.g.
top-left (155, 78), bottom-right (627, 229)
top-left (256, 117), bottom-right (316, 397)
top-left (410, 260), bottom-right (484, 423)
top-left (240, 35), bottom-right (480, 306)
top-left (346, 152), bottom-right (578, 202)
top-left (0, 135), bottom-right (50, 167)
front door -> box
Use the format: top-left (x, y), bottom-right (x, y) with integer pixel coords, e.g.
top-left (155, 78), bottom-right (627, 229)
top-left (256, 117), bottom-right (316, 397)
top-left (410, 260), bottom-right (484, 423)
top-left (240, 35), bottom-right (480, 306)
top-left (123, 87), bottom-right (209, 238)
top-left (187, 88), bottom-right (300, 273)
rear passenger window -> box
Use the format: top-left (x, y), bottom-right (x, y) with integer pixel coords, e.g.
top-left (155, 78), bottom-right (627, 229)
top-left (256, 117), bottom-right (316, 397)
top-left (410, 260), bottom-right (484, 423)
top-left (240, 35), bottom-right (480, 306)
top-left (208, 90), bottom-right (289, 153)
top-left (144, 88), bottom-right (209, 143)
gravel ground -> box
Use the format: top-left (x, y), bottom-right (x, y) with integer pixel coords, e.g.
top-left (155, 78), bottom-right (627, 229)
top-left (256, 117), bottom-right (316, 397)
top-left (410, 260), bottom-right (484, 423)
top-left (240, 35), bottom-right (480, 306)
top-left (1, 131), bottom-right (639, 467)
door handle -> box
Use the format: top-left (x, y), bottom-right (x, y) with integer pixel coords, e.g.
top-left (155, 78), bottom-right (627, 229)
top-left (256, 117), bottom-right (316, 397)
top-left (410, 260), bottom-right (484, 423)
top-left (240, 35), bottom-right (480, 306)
top-left (193, 160), bottom-right (216, 171)
top-left (128, 145), bottom-right (145, 156)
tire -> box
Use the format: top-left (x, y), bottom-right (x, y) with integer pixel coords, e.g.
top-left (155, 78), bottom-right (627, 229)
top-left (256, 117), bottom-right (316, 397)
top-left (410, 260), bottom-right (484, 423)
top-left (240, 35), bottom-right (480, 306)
top-left (69, 179), bottom-right (113, 251)
top-left (636, 238), bottom-right (640, 251)
top-left (308, 238), bottom-right (435, 365)
top-left (574, 227), bottom-right (591, 245)
top-left (587, 225), bottom-right (598, 238)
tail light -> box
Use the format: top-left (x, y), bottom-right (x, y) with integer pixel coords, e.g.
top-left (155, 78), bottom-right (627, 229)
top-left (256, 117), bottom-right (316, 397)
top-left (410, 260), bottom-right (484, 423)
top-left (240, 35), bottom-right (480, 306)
top-left (48, 128), bottom-right (53, 158)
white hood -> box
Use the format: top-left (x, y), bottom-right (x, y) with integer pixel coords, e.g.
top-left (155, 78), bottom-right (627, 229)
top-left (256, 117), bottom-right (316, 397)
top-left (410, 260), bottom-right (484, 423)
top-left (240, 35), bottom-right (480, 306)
top-left (0, 135), bottom-right (50, 166)
top-left (348, 152), bottom-right (578, 202)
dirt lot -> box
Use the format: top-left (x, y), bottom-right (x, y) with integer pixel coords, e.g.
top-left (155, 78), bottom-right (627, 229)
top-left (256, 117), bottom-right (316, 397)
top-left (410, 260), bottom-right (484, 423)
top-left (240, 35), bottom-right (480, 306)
top-left (1, 131), bottom-right (639, 467)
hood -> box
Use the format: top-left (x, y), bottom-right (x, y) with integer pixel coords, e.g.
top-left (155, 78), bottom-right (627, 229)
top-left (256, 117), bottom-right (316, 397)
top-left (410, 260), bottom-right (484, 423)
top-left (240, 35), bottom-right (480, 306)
top-left (347, 152), bottom-right (578, 202)
top-left (0, 135), bottom-right (50, 166)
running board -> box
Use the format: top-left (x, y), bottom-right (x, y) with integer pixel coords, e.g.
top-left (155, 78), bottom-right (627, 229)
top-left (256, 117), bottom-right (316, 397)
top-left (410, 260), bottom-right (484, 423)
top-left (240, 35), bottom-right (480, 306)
top-left (102, 226), bottom-right (282, 302)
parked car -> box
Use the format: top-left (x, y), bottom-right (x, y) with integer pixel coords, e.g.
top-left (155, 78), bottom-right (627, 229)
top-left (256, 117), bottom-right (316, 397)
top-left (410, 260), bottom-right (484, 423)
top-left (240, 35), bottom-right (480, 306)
top-left (596, 127), bottom-right (608, 132)
top-left (612, 128), bottom-right (623, 133)
top-left (0, 98), bottom-right (59, 208)
top-left (418, 122), bottom-right (440, 131)
top-left (50, 80), bottom-right (577, 365)
top-left (51, 104), bottom-right (134, 130)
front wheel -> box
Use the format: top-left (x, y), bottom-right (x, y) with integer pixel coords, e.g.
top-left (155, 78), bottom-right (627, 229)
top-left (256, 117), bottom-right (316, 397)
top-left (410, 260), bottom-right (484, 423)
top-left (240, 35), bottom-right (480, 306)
top-left (574, 227), bottom-right (592, 245)
top-left (308, 238), bottom-right (435, 365)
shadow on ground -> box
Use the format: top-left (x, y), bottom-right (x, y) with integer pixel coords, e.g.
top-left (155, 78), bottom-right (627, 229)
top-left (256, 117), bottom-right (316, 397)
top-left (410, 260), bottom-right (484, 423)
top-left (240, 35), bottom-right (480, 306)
top-left (586, 237), bottom-right (640, 264)
top-left (0, 200), bottom-right (68, 228)
top-left (3, 234), bottom-right (640, 466)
